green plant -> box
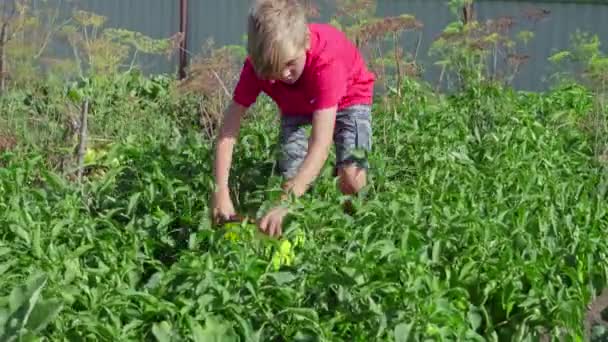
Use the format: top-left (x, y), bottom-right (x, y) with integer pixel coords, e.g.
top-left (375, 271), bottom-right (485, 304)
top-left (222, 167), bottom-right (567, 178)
top-left (549, 31), bottom-right (608, 164)
top-left (1, 73), bottom-right (607, 340)
top-left (60, 9), bottom-right (179, 78)
top-left (327, 0), bottom-right (424, 98)
top-left (0, 0), bottom-right (58, 92)
top-left (0, 1), bottom-right (607, 340)
top-left (0, 273), bottom-right (63, 341)
top-left (430, 0), bottom-right (541, 92)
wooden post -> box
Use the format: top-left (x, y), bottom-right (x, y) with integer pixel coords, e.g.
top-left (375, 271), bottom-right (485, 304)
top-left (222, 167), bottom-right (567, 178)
top-left (0, 22), bottom-right (7, 94)
top-left (77, 99), bottom-right (89, 183)
top-left (178, 0), bottom-right (188, 79)
top-left (462, 2), bottom-right (474, 25)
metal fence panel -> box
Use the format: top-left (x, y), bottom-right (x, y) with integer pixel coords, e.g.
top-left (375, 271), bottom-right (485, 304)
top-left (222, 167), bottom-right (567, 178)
top-left (187, 0), bottom-right (247, 55)
top-left (475, 1), bottom-right (608, 89)
top-left (28, 0), bottom-right (180, 75)
top-left (12, 0), bottom-right (608, 90)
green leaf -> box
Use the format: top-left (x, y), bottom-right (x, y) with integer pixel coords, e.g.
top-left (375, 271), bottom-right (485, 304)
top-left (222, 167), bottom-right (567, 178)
top-left (195, 317), bottom-right (237, 342)
top-left (458, 260), bottom-right (477, 284)
top-left (465, 330), bottom-right (486, 342)
top-left (24, 299), bottom-right (63, 333)
top-left (71, 244), bottom-right (94, 258)
top-left (394, 322), bottom-right (413, 342)
top-left (0, 260), bottom-right (17, 277)
top-left (41, 170), bottom-right (67, 191)
top-left (277, 308), bottom-right (319, 324)
top-left (548, 50), bottom-right (572, 64)
top-left (51, 220), bottom-right (69, 239)
top-left (31, 225), bottom-right (41, 259)
top-left (231, 313), bottom-right (254, 341)
top-left (144, 272), bottom-right (163, 290)
top-left (468, 309), bottom-right (482, 330)
top-left (293, 329), bottom-right (318, 341)
top-left (152, 321), bottom-right (173, 342)
top-left (432, 240), bottom-right (441, 263)
top-left (267, 272), bottom-right (296, 285)
top-left (188, 318), bottom-right (206, 342)
top-left (67, 88), bottom-right (83, 103)
top-left (8, 286), bottom-right (25, 313)
top-left (2, 274), bottom-right (48, 341)
top-left (9, 224), bottom-right (30, 245)
top-left (127, 192), bottom-right (141, 216)
top-left (0, 247), bottom-right (11, 258)
top-left (63, 259), bottom-right (80, 284)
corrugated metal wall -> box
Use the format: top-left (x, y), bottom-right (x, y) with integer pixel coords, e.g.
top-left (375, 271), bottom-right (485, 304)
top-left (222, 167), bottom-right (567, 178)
top-left (187, 1), bottom-right (247, 53)
top-left (13, 1), bottom-right (608, 90)
top-left (474, 1), bottom-right (608, 90)
top-left (378, 0), bottom-right (608, 90)
top-left (74, 0), bottom-right (180, 74)
top-left (29, 0), bottom-right (180, 74)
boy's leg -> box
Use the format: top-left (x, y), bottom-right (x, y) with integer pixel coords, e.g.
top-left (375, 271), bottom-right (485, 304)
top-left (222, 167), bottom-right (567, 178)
top-left (278, 115), bottom-right (312, 181)
top-left (333, 105), bottom-right (372, 196)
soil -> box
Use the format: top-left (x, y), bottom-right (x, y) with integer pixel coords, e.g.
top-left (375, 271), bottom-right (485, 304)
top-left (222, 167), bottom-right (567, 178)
top-left (585, 288), bottom-right (608, 340)
top-left (0, 134), bottom-right (16, 152)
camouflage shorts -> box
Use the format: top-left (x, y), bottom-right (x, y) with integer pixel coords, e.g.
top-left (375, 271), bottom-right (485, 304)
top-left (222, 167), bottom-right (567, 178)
top-left (277, 104), bottom-right (372, 180)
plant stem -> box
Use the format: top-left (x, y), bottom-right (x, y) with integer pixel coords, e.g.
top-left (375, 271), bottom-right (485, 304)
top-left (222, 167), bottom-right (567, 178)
top-left (212, 69), bottom-right (230, 98)
top-left (393, 32), bottom-right (401, 95)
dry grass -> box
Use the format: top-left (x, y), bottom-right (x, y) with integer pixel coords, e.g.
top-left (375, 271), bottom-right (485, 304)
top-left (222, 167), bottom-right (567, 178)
top-left (354, 15), bottom-right (423, 47)
top-left (177, 39), bottom-right (244, 139)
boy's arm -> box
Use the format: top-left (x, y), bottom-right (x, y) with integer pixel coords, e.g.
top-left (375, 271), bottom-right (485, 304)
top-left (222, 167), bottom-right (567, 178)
top-left (285, 106), bottom-right (337, 197)
top-left (213, 101), bottom-right (248, 194)
top-left (283, 59), bottom-right (347, 198)
top-left (215, 57), bottom-right (260, 194)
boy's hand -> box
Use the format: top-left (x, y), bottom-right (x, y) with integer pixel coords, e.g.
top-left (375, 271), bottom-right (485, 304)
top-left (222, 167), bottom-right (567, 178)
top-left (257, 107), bottom-right (337, 237)
top-left (212, 100), bottom-right (246, 225)
top-left (258, 206), bottom-right (289, 237)
top-left (256, 182), bottom-right (294, 237)
top-left (212, 188), bottom-right (237, 225)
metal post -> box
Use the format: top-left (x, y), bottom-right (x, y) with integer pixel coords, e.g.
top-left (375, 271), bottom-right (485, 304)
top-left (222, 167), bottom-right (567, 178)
top-left (178, 0), bottom-right (188, 79)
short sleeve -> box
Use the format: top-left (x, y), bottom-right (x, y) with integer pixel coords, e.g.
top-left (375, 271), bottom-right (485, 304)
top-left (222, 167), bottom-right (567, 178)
top-left (309, 60), bottom-right (347, 111)
top-left (233, 58), bottom-right (262, 108)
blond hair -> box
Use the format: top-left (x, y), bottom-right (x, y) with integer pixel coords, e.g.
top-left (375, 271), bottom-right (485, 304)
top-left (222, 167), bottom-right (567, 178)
top-left (247, 0), bottom-right (309, 78)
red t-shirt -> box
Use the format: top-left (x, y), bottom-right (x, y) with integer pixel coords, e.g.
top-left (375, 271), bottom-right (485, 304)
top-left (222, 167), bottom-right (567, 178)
top-left (232, 23), bottom-right (375, 116)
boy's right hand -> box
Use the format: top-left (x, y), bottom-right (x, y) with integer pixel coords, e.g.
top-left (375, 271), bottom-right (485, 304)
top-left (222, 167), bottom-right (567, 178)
top-left (211, 100), bottom-right (247, 226)
top-left (212, 188), bottom-right (237, 225)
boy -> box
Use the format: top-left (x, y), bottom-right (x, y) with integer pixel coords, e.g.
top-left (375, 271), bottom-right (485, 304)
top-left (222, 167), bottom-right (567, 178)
top-left (212, 0), bottom-right (375, 236)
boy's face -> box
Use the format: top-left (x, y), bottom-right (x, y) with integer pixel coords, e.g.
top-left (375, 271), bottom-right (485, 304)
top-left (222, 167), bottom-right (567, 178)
top-left (259, 50), bottom-right (306, 85)
top-left (277, 51), bottom-right (307, 85)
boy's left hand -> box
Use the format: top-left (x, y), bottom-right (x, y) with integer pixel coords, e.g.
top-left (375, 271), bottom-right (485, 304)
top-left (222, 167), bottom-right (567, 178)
top-left (257, 107), bottom-right (337, 237)
top-left (258, 206), bottom-right (289, 237)
top-left (257, 181), bottom-right (297, 237)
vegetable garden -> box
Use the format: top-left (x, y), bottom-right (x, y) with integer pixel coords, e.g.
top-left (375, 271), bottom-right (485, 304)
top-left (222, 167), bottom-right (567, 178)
top-left (1, 0), bottom-right (607, 340)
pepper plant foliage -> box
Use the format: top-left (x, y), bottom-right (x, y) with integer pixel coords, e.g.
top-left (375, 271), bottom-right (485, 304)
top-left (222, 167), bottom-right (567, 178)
top-left (0, 1), bottom-right (607, 340)
top-left (0, 74), bottom-right (607, 340)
